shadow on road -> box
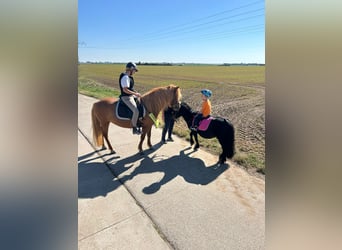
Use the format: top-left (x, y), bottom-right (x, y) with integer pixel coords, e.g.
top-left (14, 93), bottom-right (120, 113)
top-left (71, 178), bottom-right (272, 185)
top-left (78, 147), bottom-right (229, 198)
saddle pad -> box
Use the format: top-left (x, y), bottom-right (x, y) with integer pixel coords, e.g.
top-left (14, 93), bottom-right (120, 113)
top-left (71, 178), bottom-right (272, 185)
top-left (198, 117), bottom-right (214, 131)
top-left (116, 100), bottom-right (145, 120)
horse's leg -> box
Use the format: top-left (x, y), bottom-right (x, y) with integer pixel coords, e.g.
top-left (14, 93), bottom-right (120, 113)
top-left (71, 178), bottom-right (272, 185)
top-left (138, 130), bottom-right (146, 154)
top-left (147, 126), bottom-right (153, 149)
top-left (219, 151), bottom-right (226, 165)
top-left (217, 137), bottom-right (227, 165)
top-left (190, 131), bottom-right (194, 146)
top-left (194, 132), bottom-right (200, 150)
top-left (102, 121), bottom-right (115, 154)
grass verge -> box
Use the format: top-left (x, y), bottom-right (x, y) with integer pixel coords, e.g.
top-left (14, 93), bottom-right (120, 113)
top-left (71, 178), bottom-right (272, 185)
top-left (78, 78), bottom-right (120, 99)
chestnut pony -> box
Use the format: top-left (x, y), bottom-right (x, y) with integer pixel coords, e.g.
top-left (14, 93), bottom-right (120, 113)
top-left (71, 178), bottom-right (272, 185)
top-left (91, 85), bottom-right (181, 154)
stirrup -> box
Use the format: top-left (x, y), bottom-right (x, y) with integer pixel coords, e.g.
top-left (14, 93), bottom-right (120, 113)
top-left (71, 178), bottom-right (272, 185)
top-left (132, 127), bottom-right (141, 135)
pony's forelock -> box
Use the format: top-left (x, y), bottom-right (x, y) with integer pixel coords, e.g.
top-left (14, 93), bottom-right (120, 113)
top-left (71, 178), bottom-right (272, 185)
top-left (175, 86), bottom-right (182, 101)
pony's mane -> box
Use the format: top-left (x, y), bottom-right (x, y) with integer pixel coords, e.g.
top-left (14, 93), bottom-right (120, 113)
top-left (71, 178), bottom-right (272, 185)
top-left (181, 102), bottom-right (196, 114)
top-left (142, 85), bottom-right (166, 97)
top-left (141, 85), bottom-right (180, 115)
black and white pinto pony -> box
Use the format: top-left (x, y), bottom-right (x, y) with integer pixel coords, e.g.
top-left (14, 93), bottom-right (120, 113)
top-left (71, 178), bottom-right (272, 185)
top-left (175, 102), bottom-right (235, 166)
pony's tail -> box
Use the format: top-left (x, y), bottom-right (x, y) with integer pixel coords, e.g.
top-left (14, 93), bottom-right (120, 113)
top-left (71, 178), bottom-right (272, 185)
top-left (91, 104), bottom-right (103, 147)
top-left (226, 120), bottom-right (236, 159)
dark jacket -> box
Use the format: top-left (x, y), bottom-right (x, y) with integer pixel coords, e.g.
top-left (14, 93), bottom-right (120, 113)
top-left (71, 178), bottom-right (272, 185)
top-left (119, 73), bottom-right (135, 97)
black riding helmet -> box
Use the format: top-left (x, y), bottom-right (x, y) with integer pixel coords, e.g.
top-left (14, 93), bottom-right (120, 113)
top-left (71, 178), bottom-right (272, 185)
top-left (126, 62), bottom-right (139, 72)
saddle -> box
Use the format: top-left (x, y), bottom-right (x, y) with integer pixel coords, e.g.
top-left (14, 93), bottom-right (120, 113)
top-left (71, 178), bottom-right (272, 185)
top-left (197, 117), bottom-right (214, 131)
top-left (115, 98), bottom-right (146, 122)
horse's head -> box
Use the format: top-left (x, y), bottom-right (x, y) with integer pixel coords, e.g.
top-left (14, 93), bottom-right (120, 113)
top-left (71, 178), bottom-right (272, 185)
top-left (141, 85), bottom-right (181, 115)
top-left (168, 85), bottom-right (182, 111)
top-left (173, 102), bottom-right (197, 127)
top-left (175, 102), bottom-right (193, 118)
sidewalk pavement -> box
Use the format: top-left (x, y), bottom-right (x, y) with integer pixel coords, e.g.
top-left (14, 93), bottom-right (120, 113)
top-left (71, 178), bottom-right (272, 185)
top-left (78, 94), bottom-right (265, 250)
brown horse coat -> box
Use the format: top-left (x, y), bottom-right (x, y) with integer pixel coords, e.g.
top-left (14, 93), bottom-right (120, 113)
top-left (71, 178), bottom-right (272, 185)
top-left (91, 85), bottom-right (182, 153)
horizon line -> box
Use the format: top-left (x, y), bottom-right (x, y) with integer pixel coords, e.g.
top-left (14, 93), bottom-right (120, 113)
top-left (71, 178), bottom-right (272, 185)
top-left (78, 61), bottom-right (265, 65)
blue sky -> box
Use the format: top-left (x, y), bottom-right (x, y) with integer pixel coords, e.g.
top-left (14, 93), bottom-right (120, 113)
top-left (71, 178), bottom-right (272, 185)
top-left (78, 0), bottom-right (264, 64)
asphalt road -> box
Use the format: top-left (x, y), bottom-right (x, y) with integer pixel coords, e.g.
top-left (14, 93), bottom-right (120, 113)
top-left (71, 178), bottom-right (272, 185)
top-left (78, 94), bottom-right (265, 250)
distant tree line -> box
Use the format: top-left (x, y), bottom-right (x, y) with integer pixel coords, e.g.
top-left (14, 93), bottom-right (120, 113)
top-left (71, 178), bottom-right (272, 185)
top-left (137, 62), bottom-right (174, 66)
top-left (220, 63), bottom-right (265, 66)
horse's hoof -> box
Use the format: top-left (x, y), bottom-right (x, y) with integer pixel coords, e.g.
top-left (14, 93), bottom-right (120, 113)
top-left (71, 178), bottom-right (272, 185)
top-left (110, 150), bottom-right (116, 154)
top-left (139, 151), bottom-right (145, 156)
top-left (101, 146), bottom-right (107, 151)
top-left (213, 163), bottom-right (221, 169)
top-left (149, 146), bottom-right (154, 151)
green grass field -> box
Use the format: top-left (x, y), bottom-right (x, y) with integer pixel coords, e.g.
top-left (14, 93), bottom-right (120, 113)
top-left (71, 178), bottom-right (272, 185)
top-left (78, 63), bottom-right (265, 174)
top-left (79, 63), bottom-right (264, 91)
